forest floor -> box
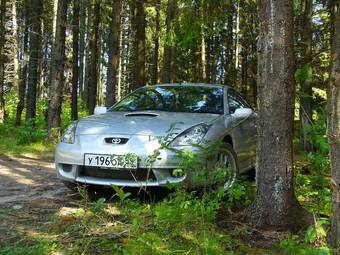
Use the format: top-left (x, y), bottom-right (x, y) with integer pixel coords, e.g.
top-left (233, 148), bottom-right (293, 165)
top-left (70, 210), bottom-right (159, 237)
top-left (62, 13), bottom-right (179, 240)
top-left (0, 155), bottom-right (331, 254)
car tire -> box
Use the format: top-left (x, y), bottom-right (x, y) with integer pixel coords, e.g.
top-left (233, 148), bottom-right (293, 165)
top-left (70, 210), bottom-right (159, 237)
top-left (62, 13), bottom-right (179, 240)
top-left (215, 143), bottom-right (239, 190)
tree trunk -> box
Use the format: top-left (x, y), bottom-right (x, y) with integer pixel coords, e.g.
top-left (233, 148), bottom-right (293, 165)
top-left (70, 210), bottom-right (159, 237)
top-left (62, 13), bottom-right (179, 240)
top-left (151, 0), bottom-right (160, 85)
top-left (25, 0), bottom-right (43, 121)
top-left (84, 0), bottom-right (92, 107)
top-left (79, 0), bottom-right (86, 98)
top-left (224, 0), bottom-right (234, 86)
top-left (234, 0), bottom-right (240, 76)
top-left (130, 0), bottom-right (146, 91)
top-left (248, 0), bottom-right (311, 230)
top-left (199, 2), bottom-right (207, 83)
top-left (15, 0), bottom-right (29, 126)
top-left (11, 0), bottom-right (19, 89)
top-left (52, 0), bottom-right (58, 45)
top-left (120, 0), bottom-right (131, 97)
top-left (329, 0), bottom-right (340, 252)
top-left (106, 0), bottom-right (121, 108)
top-left (0, 0), bottom-right (6, 124)
top-left (299, 0), bottom-right (313, 152)
top-left (47, 0), bottom-right (68, 134)
top-left (87, 0), bottom-right (100, 114)
top-left (162, 0), bottom-right (176, 83)
top-left (71, 0), bottom-right (79, 121)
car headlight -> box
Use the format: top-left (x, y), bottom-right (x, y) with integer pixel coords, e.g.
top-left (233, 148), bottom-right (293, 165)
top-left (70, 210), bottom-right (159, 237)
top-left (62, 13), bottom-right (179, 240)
top-left (170, 123), bottom-right (210, 146)
top-left (61, 122), bottom-right (77, 144)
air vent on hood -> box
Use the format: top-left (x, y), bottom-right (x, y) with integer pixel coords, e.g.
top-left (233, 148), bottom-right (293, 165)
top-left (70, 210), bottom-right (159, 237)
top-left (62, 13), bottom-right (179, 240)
top-left (124, 112), bottom-right (159, 117)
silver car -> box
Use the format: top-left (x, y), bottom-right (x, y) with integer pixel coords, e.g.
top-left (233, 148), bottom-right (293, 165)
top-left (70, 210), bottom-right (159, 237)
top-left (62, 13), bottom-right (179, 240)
top-left (55, 83), bottom-right (257, 190)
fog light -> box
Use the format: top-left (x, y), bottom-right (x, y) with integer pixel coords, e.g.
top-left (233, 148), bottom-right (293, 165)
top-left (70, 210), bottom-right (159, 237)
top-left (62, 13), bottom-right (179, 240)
top-left (61, 164), bottom-right (72, 172)
top-left (170, 169), bottom-right (185, 178)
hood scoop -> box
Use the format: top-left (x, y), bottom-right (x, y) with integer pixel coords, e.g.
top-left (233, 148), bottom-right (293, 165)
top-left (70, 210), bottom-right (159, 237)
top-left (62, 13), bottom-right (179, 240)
top-left (124, 112), bottom-right (159, 117)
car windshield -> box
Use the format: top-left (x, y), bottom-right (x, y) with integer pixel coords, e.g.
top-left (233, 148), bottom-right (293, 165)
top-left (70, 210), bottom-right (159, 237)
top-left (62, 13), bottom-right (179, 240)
top-left (110, 86), bottom-right (224, 114)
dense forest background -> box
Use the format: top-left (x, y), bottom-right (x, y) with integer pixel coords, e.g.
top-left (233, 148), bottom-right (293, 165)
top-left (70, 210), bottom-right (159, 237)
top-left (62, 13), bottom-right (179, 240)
top-left (0, 0), bottom-right (329, 134)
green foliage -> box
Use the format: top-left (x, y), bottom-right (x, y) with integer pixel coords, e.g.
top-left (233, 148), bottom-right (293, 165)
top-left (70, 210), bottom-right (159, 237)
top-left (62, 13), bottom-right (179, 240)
top-left (0, 240), bottom-right (59, 255)
top-left (304, 218), bottom-right (328, 245)
top-left (295, 110), bottom-right (331, 214)
top-left (278, 236), bottom-right (330, 255)
top-left (90, 197), bottom-right (106, 215)
top-left (111, 185), bottom-right (131, 202)
top-left (16, 121), bottom-right (47, 145)
top-left (296, 64), bottom-right (313, 82)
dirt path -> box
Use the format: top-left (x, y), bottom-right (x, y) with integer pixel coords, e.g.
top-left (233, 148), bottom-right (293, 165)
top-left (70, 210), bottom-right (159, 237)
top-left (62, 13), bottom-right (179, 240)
top-left (0, 156), bottom-right (68, 205)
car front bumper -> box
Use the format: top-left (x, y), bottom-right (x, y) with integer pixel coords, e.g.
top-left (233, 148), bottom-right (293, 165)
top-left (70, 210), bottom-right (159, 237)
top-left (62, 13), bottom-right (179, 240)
top-left (55, 134), bottom-right (209, 187)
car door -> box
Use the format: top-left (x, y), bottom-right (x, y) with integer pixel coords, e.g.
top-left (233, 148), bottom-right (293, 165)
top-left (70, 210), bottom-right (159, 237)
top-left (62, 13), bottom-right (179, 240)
top-left (226, 89), bottom-right (257, 171)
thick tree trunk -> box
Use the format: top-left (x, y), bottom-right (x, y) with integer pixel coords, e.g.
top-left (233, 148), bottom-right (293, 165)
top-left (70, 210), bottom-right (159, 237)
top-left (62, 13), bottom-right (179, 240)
top-left (71, 0), bottom-right (79, 121)
top-left (299, 0), bottom-right (314, 152)
top-left (130, 0), bottom-right (146, 91)
top-left (47, 0), bottom-right (68, 134)
top-left (106, 0), bottom-right (121, 108)
top-left (162, 0), bottom-right (176, 83)
top-left (329, 0), bottom-right (340, 252)
top-left (0, 0), bottom-right (6, 124)
top-left (15, 0), bottom-right (29, 126)
top-left (25, 0), bottom-right (43, 121)
top-left (151, 0), bottom-right (160, 85)
top-left (87, 0), bottom-right (100, 114)
top-left (248, 0), bottom-right (311, 230)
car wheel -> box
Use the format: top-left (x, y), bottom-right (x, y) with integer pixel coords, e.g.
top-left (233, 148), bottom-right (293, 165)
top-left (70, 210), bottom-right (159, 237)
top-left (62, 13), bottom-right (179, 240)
top-left (215, 143), bottom-right (239, 190)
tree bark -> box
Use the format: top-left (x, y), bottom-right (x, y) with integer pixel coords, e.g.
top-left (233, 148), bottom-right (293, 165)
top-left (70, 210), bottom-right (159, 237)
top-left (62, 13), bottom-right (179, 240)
top-left (199, 2), bottom-right (207, 83)
top-left (15, 0), bottom-right (29, 126)
top-left (162, 0), bottom-right (177, 83)
top-left (84, 0), bottom-right (92, 107)
top-left (25, 0), bottom-right (43, 121)
top-left (329, 0), bottom-right (340, 252)
top-left (130, 0), bottom-right (146, 91)
top-left (47, 0), bottom-right (68, 134)
top-left (71, 0), bottom-right (79, 121)
top-left (106, 0), bottom-right (121, 108)
top-left (224, 0), bottom-right (234, 86)
top-left (87, 0), bottom-right (100, 114)
top-left (299, 0), bottom-right (314, 152)
top-left (11, 0), bottom-right (19, 89)
top-left (79, 0), bottom-right (86, 98)
top-left (0, 0), bottom-right (6, 124)
top-left (248, 0), bottom-right (311, 230)
top-left (151, 0), bottom-right (160, 85)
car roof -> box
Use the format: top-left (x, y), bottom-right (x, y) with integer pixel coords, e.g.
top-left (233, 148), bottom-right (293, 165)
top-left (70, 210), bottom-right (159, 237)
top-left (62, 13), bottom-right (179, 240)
top-left (147, 83), bottom-right (232, 89)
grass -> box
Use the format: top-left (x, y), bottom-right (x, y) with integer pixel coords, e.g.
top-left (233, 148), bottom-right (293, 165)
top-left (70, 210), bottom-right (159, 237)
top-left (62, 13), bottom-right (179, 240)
top-left (0, 181), bottom-right (332, 255)
top-left (0, 123), bottom-right (55, 158)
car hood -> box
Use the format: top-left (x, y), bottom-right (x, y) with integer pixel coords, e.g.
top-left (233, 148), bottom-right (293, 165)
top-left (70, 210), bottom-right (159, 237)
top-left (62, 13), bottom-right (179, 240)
top-left (76, 111), bottom-right (220, 137)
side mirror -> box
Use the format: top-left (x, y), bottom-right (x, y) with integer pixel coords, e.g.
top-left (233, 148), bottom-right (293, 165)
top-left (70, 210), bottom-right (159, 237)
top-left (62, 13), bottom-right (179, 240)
top-left (232, 108), bottom-right (253, 118)
top-left (94, 106), bottom-right (107, 115)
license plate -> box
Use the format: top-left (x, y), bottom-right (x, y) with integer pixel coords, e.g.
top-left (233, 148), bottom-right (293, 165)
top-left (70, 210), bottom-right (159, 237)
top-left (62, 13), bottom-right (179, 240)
top-left (84, 154), bottom-right (138, 169)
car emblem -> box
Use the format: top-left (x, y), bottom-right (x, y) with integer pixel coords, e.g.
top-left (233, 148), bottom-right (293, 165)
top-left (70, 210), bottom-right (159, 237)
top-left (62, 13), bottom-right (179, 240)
top-left (111, 138), bottom-right (122, 144)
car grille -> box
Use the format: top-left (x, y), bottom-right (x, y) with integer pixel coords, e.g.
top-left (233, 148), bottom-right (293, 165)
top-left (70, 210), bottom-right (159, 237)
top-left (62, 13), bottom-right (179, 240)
top-left (78, 166), bottom-right (157, 181)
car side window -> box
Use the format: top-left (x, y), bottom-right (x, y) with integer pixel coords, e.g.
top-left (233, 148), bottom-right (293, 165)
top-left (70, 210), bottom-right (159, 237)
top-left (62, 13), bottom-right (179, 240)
top-left (227, 90), bottom-right (251, 114)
